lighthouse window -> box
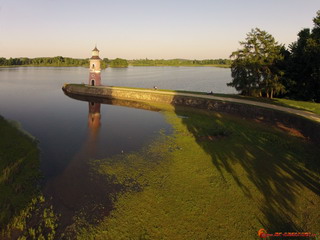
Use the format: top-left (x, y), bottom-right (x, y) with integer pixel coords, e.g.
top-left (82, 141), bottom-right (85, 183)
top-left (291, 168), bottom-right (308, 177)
top-left (92, 64), bottom-right (95, 69)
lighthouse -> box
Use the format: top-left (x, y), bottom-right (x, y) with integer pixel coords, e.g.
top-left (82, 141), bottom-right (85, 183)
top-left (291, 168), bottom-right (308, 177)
top-left (89, 46), bottom-right (101, 86)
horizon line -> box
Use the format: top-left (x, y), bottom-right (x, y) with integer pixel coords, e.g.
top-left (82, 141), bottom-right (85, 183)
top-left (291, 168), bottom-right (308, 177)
top-left (1, 56), bottom-right (231, 60)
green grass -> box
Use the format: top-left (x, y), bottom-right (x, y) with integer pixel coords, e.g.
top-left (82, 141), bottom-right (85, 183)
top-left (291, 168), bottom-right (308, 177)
top-left (275, 98), bottom-right (320, 115)
top-left (213, 94), bottom-right (320, 115)
top-left (0, 116), bottom-right (40, 228)
top-left (70, 105), bottom-right (320, 240)
top-left (0, 116), bottom-right (58, 239)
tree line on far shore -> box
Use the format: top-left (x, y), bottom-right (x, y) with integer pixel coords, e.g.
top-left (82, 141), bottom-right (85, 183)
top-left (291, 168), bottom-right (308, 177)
top-left (228, 10), bottom-right (320, 102)
top-left (0, 56), bottom-right (89, 67)
top-left (128, 58), bottom-right (232, 66)
top-left (0, 57), bottom-right (231, 68)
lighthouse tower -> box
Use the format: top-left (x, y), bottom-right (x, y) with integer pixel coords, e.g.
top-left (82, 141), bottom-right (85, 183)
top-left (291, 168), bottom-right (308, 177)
top-left (89, 46), bottom-right (101, 86)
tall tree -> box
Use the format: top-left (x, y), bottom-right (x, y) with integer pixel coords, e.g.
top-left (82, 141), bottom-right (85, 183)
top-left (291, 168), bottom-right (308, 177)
top-left (285, 11), bottom-right (320, 102)
top-left (228, 28), bottom-right (285, 98)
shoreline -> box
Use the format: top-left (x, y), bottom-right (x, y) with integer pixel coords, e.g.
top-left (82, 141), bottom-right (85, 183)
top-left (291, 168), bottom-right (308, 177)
top-left (63, 84), bottom-right (320, 144)
top-left (0, 64), bottom-right (230, 68)
top-left (62, 84), bottom-right (320, 122)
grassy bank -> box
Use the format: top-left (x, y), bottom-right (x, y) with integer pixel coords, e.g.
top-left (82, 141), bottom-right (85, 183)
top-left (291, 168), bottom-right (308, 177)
top-left (275, 98), bottom-right (320, 115)
top-left (0, 116), bottom-right (57, 239)
top-left (214, 94), bottom-right (320, 116)
top-left (68, 104), bottom-right (320, 239)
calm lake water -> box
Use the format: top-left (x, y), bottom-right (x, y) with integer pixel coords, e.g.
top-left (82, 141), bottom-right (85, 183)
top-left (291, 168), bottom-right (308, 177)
top-left (103, 66), bottom-right (236, 93)
top-left (0, 66), bottom-right (236, 175)
top-left (0, 66), bottom-right (235, 227)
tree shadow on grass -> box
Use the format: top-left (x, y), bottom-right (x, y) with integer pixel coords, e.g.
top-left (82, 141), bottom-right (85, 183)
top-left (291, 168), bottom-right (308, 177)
top-left (174, 106), bottom-right (320, 237)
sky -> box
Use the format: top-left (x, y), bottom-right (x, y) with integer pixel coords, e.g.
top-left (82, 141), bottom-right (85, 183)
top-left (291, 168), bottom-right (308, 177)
top-left (0, 0), bottom-right (319, 59)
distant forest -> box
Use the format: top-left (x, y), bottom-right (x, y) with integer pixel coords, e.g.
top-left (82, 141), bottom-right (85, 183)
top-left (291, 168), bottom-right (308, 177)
top-left (0, 56), bottom-right (89, 67)
top-left (129, 58), bottom-right (232, 67)
top-left (0, 57), bottom-right (231, 68)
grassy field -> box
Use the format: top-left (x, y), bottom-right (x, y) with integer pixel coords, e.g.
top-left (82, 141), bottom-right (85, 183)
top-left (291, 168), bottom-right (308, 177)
top-left (68, 104), bottom-right (320, 240)
top-left (0, 116), bottom-right (57, 240)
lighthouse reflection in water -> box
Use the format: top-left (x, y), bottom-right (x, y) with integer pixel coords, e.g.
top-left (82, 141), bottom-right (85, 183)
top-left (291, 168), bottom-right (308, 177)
top-left (44, 101), bottom-right (110, 229)
top-left (43, 96), bottom-right (173, 229)
top-left (88, 102), bottom-right (101, 139)
top-left (89, 102), bottom-right (101, 128)
top-left (84, 102), bottom-right (101, 158)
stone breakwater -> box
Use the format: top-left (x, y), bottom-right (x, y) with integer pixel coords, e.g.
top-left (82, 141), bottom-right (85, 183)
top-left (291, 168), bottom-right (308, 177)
top-left (63, 84), bottom-right (320, 143)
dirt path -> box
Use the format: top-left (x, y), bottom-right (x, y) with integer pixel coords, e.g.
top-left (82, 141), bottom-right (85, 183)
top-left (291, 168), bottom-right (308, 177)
top-left (110, 87), bottom-right (320, 123)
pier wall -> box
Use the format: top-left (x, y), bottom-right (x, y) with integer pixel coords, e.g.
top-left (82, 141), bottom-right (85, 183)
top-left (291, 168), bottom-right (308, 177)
top-left (63, 84), bottom-right (320, 143)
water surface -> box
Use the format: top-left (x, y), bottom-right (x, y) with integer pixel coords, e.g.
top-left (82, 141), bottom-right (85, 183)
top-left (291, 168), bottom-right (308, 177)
top-left (0, 66), bottom-right (181, 228)
top-left (0, 66), bottom-right (235, 180)
top-left (0, 66), bottom-right (235, 226)
top-left (103, 66), bottom-right (236, 93)
top-left (2, 66), bottom-right (233, 179)
top-left (0, 67), bottom-right (184, 180)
